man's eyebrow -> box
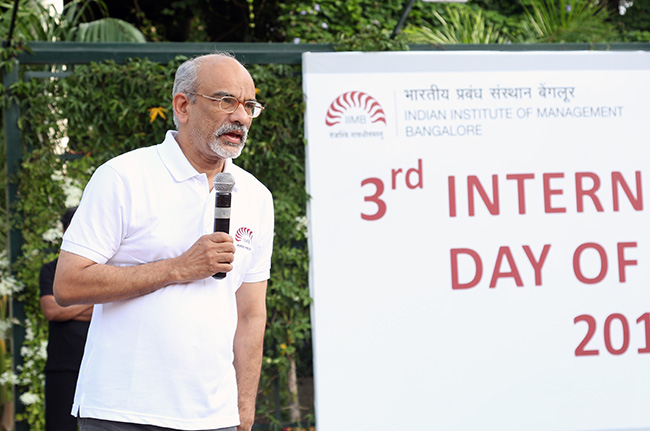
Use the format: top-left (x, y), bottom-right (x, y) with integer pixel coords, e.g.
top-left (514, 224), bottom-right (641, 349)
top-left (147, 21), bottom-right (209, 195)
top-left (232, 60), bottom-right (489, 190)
top-left (210, 90), bottom-right (259, 103)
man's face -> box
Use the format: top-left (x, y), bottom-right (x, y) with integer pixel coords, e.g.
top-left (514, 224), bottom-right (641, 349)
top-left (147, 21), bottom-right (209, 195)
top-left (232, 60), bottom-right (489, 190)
top-left (188, 57), bottom-right (256, 161)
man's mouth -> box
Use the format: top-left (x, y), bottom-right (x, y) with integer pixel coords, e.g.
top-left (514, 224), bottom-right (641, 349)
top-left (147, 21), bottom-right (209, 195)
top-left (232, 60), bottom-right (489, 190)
top-left (216, 124), bottom-right (248, 145)
top-left (222, 130), bottom-right (243, 144)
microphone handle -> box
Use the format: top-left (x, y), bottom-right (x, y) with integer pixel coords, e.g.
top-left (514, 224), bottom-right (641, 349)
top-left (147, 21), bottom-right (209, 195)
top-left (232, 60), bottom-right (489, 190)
top-left (214, 218), bottom-right (230, 233)
top-left (213, 218), bottom-right (230, 279)
top-left (213, 192), bottom-right (232, 279)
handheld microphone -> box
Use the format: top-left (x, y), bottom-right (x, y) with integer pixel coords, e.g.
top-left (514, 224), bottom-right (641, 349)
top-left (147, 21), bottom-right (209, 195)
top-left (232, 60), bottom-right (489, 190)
top-left (213, 172), bottom-right (235, 279)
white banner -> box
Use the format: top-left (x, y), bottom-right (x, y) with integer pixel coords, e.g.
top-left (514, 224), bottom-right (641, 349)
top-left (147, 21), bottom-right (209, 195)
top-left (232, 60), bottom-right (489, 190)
top-left (303, 50), bottom-right (650, 431)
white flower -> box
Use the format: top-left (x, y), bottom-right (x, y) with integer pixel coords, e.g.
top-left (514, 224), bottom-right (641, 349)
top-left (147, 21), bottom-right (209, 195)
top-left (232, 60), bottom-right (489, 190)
top-left (37, 340), bottom-right (48, 361)
top-left (52, 168), bottom-right (84, 207)
top-left (0, 280), bottom-right (12, 297)
top-left (19, 392), bottom-right (39, 405)
top-left (0, 275), bottom-right (23, 296)
top-left (50, 170), bottom-right (64, 182)
top-left (24, 324), bottom-right (35, 342)
top-left (42, 226), bottom-right (63, 243)
top-left (0, 319), bottom-right (11, 339)
top-left (295, 216), bottom-right (309, 237)
top-left (62, 179), bottom-right (83, 207)
top-left (0, 371), bottom-right (19, 386)
top-left (64, 186), bottom-right (83, 207)
top-left (295, 216), bottom-right (308, 228)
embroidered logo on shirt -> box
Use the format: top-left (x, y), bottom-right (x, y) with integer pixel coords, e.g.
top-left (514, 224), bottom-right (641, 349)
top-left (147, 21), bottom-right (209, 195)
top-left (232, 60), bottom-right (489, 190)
top-left (235, 227), bottom-right (253, 251)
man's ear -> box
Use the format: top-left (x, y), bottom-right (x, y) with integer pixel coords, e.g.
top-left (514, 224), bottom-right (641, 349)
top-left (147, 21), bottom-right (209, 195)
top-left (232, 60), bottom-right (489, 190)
top-left (173, 92), bottom-right (191, 124)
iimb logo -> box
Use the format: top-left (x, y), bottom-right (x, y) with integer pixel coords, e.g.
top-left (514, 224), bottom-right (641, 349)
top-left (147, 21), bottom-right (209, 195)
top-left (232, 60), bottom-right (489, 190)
top-left (325, 91), bottom-right (387, 140)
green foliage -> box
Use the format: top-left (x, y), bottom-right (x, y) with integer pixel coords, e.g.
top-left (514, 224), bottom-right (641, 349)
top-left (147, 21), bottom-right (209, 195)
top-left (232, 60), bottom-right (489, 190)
top-left (4, 66), bottom-right (67, 430)
top-left (277, 0), bottom-right (435, 43)
top-left (76, 18), bottom-right (148, 42)
top-left (336, 25), bottom-right (410, 52)
top-left (620, 29), bottom-right (650, 42)
top-left (0, 0), bottom-right (98, 42)
top-left (470, 0), bottom-right (527, 16)
top-left (3, 57), bottom-right (312, 430)
top-left (274, 0), bottom-right (647, 47)
top-left (238, 63), bottom-right (312, 425)
top-left (61, 59), bottom-right (174, 164)
top-left (94, 0), bottom-right (650, 44)
top-left (620, 0), bottom-right (650, 31)
top-left (615, 0), bottom-right (650, 41)
top-left (404, 4), bottom-right (512, 44)
top-left (0, 0), bottom-right (146, 43)
top-left (518, 0), bottom-right (618, 43)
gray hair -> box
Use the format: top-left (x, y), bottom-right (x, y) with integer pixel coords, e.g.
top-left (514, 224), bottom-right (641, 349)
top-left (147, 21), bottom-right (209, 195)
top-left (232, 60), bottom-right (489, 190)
top-left (171, 52), bottom-right (239, 128)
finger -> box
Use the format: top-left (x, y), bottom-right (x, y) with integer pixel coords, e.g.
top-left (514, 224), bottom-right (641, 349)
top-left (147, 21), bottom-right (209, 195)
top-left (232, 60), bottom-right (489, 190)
top-left (207, 232), bottom-right (233, 243)
top-left (216, 251), bottom-right (235, 264)
top-left (218, 263), bottom-right (233, 273)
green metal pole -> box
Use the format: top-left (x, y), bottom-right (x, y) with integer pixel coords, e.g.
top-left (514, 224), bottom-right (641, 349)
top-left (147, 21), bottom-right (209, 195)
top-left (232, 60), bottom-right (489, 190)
top-left (1, 0), bottom-right (21, 48)
top-left (391, 0), bottom-right (416, 38)
top-left (3, 61), bottom-right (26, 431)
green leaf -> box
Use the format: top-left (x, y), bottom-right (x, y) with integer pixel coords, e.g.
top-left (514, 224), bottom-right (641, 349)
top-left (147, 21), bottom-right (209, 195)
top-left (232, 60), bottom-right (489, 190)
top-left (76, 18), bottom-right (147, 43)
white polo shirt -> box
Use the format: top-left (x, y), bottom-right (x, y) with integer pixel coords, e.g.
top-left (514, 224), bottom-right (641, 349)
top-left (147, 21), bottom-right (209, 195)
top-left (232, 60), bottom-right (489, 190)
top-left (61, 131), bottom-right (274, 430)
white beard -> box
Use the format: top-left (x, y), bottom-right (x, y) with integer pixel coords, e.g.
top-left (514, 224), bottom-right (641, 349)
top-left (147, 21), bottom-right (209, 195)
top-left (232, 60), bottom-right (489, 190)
top-left (210, 123), bottom-right (248, 159)
top-left (210, 140), bottom-right (244, 159)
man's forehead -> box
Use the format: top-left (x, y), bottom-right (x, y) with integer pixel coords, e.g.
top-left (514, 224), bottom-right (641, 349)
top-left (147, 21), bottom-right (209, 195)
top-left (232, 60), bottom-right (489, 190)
top-left (197, 57), bottom-right (254, 91)
top-left (200, 56), bottom-right (251, 78)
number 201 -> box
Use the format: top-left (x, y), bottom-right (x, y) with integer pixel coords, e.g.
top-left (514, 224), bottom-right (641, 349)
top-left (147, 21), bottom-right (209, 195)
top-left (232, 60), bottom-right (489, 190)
top-left (574, 313), bottom-right (650, 356)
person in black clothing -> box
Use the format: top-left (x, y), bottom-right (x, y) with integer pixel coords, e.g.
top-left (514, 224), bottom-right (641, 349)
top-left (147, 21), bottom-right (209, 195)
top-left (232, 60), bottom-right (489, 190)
top-left (39, 207), bottom-right (93, 431)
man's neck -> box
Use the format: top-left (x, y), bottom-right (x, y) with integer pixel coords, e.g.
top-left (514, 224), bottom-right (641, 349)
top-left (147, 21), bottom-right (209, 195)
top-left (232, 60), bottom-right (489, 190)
top-left (175, 129), bottom-right (227, 189)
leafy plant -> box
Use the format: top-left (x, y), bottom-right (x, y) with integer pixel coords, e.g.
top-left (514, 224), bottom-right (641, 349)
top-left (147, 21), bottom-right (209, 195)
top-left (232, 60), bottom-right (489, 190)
top-left (404, 4), bottom-right (511, 45)
top-left (336, 24), bottom-right (410, 52)
top-left (276, 0), bottom-right (436, 44)
top-left (518, 0), bottom-right (618, 43)
top-left (471, 0), bottom-right (527, 16)
top-left (76, 17), bottom-right (147, 42)
top-left (614, 0), bottom-right (650, 41)
top-left (0, 0), bottom-right (146, 43)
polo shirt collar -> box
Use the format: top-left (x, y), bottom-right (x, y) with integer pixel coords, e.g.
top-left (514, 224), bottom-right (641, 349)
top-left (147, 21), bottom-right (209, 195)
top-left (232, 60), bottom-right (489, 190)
top-left (158, 130), bottom-right (200, 182)
top-left (158, 130), bottom-right (238, 191)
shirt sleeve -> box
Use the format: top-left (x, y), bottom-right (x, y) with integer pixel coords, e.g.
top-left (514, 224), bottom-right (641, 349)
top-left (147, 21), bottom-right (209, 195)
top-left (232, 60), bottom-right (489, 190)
top-left (39, 260), bottom-right (55, 297)
top-left (61, 164), bottom-right (130, 264)
top-left (242, 189), bottom-right (274, 284)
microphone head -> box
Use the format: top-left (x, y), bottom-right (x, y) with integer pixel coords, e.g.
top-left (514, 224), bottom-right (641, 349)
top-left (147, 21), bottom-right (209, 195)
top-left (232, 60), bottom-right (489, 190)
top-left (213, 172), bottom-right (235, 193)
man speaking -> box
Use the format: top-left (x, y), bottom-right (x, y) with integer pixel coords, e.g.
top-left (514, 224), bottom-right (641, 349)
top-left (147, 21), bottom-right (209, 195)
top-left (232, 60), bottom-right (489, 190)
top-left (53, 52), bottom-right (274, 431)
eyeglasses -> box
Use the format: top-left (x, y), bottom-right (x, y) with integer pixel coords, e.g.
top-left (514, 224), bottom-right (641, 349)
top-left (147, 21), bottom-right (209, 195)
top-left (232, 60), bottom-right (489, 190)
top-left (186, 92), bottom-right (265, 118)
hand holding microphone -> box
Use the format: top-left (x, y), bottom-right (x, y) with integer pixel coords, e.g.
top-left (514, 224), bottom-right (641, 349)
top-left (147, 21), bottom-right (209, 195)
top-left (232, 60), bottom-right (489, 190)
top-left (213, 172), bottom-right (235, 279)
top-left (169, 173), bottom-right (235, 282)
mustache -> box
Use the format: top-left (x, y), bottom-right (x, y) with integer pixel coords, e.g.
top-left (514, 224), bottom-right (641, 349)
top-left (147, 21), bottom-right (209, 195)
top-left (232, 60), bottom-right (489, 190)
top-left (216, 123), bottom-right (249, 143)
